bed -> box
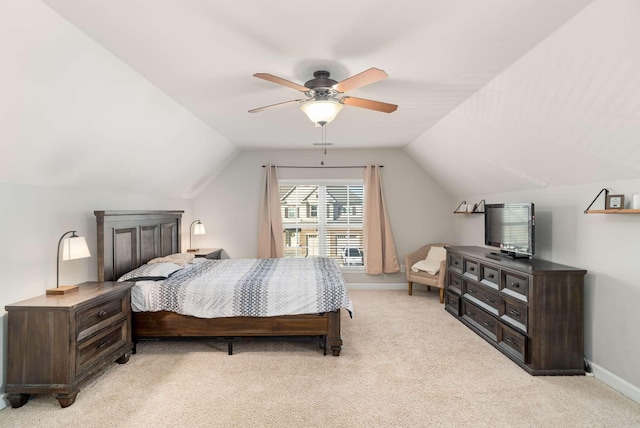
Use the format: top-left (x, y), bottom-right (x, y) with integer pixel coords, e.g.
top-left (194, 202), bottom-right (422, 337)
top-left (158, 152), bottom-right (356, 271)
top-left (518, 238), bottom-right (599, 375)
top-left (95, 210), bottom-right (352, 356)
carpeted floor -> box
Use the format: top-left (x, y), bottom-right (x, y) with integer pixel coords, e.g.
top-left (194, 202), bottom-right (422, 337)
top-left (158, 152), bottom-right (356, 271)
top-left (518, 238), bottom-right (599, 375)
top-left (1, 289), bottom-right (639, 427)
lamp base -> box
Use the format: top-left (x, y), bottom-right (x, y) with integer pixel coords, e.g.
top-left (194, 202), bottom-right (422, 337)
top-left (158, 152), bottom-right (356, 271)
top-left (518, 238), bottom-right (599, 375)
top-left (46, 285), bottom-right (79, 295)
top-left (186, 249), bottom-right (198, 253)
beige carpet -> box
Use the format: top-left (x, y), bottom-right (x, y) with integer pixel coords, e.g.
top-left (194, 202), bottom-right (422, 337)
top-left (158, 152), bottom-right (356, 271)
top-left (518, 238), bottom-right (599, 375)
top-left (1, 289), bottom-right (639, 427)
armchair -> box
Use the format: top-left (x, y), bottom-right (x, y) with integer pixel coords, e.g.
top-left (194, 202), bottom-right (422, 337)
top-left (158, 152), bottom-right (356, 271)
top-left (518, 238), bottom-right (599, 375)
top-left (405, 243), bottom-right (448, 304)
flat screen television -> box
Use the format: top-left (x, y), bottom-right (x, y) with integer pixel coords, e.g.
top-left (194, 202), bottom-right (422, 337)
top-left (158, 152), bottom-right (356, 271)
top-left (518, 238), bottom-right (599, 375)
top-left (484, 203), bottom-right (535, 258)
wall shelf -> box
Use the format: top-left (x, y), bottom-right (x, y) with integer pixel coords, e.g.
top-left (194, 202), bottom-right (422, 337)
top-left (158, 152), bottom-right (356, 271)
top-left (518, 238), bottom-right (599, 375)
top-left (584, 188), bottom-right (640, 214)
top-left (585, 209), bottom-right (640, 214)
top-left (453, 199), bottom-right (485, 214)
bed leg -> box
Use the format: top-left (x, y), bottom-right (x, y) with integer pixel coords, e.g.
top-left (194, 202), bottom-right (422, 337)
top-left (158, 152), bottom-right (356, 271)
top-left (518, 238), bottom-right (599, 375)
top-left (227, 339), bottom-right (233, 355)
top-left (327, 310), bottom-right (343, 357)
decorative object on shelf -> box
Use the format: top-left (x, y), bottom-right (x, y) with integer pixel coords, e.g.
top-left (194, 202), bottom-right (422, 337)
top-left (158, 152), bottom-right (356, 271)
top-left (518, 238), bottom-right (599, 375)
top-left (606, 194), bottom-right (624, 210)
top-left (187, 220), bottom-right (206, 252)
top-left (633, 194), bottom-right (640, 209)
top-left (47, 230), bottom-right (91, 295)
top-left (475, 199), bottom-right (485, 213)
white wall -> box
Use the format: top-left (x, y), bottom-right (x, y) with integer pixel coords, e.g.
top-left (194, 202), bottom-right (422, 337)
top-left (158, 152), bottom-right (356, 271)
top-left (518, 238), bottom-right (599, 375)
top-left (0, 182), bottom-right (195, 409)
top-left (454, 178), bottom-right (640, 403)
top-left (194, 148), bottom-right (455, 285)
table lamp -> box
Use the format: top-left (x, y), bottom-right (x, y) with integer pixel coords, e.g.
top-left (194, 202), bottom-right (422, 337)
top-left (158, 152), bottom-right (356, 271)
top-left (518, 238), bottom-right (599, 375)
top-left (187, 220), bottom-right (206, 252)
top-left (47, 230), bottom-right (91, 295)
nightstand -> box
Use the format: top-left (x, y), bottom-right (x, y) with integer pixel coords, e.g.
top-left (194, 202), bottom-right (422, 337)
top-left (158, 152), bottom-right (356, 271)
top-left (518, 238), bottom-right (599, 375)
top-left (5, 281), bottom-right (134, 408)
top-left (190, 248), bottom-right (222, 259)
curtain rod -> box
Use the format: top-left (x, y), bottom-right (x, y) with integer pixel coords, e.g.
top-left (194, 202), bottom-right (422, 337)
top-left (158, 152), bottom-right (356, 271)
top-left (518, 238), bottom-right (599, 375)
top-left (262, 165), bottom-right (383, 169)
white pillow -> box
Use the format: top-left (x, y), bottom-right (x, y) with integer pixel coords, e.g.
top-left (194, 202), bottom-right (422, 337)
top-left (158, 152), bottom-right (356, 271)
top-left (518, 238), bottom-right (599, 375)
top-left (411, 246), bottom-right (446, 274)
top-left (117, 262), bottom-right (183, 282)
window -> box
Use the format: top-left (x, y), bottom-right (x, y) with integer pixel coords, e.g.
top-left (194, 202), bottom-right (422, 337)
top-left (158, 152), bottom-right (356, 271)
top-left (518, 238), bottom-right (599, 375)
top-left (280, 181), bottom-right (363, 268)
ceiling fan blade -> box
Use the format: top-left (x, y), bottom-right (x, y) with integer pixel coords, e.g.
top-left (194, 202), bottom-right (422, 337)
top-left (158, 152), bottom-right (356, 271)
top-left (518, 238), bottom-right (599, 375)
top-left (342, 96), bottom-right (398, 113)
top-left (248, 99), bottom-right (304, 113)
top-left (333, 68), bottom-right (388, 93)
top-left (253, 73), bottom-right (309, 92)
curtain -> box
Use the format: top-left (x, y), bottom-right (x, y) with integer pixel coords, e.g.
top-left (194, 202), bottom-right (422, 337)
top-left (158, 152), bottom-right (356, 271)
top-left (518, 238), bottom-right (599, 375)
top-left (257, 165), bottom-right (284, 258)
top-left (363, 165), bottom-right (400, 274)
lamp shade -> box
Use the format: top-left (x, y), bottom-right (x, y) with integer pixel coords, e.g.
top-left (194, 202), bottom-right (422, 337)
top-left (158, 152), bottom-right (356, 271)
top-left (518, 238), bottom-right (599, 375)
top-left (61, 235), bottom-right (91, 261)
top-left (193, 223), bottom-right (206, 235)
top-left (301, 99), bottom-right (343, 124)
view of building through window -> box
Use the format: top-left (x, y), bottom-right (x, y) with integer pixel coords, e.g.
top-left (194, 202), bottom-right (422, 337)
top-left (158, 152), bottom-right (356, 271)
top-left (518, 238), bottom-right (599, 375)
top-left (280, 182), bottom-right (364, 267)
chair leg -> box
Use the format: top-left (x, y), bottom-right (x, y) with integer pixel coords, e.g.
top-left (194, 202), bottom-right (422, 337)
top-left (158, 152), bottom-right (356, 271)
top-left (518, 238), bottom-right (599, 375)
top-left (408, 281), bottom-right (413, 295)
top-left (439, 288), bottom-right (444, 304)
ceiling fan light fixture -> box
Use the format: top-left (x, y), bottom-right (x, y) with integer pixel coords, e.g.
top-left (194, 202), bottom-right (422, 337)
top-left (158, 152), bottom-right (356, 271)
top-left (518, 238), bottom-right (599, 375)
top-left (301, 99), bottom-right (343, 124)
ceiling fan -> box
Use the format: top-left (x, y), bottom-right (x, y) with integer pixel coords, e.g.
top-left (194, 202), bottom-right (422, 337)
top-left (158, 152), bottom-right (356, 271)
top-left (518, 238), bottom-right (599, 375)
top-left (248, 68), bottom-right (398, 125)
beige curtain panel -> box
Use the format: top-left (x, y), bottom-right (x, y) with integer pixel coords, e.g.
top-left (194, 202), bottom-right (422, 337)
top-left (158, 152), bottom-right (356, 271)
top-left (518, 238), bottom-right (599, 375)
top-left (363, 165), bottom-right (400, 274)
top-left (257, 165), bottom-right (284, 258)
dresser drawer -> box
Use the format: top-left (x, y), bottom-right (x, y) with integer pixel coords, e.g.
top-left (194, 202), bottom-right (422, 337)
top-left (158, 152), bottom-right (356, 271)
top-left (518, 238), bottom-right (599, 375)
top-left (499, 323), bottom-right (527, 363)
top-left (448, 253), bottom-right (463, 274)
top-left (463, 260), bottom-right (479, 280)
top-left (480, 265), bottom-right (499, 289)
top-left (461, 301), bottom-right (498, 341)
top-left (77, 296), bottom-right (127, 341)
top-left (502, 271), bottom-right (529, 302)
top-left (464, 281), bottom-right (499, 316)
top-left (500, 299), bottom-right (528, 333)
top-left (445, 291), bottom-right (460, 316)
top-left (76, 320), bottom-right (128, 374)
top-left (447, 272), bottom-right (463, 295)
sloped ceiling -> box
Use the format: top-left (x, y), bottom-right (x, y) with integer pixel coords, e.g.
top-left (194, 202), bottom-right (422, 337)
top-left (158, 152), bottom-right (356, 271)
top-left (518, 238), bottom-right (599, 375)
top-left (8, 1), bottom-right (640, 198)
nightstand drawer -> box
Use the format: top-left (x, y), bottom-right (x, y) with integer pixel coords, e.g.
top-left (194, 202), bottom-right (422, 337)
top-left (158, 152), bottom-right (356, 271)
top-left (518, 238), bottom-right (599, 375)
top-left (77, 320), bottom-right (128, 374)
top-left (448, 253), bottom-right (463, 274)
top-left (463, 260), bottom-right (479, 280)
top-left (77, 295), bottom-right (127, 341)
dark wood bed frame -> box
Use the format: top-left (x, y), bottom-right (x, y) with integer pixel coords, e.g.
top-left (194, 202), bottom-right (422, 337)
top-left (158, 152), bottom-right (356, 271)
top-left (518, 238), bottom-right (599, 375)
top-left (95, 210), bottom-right (343, 356)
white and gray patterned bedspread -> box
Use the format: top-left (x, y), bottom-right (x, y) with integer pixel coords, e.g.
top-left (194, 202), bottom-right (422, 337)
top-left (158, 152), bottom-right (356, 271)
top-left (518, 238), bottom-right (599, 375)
top-left (131, 257), bottom-right (353, 319)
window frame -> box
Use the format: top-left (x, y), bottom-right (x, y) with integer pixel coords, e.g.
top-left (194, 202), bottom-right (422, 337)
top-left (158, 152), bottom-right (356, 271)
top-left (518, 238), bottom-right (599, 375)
top-left (280, 178), bottom-right (364, 271)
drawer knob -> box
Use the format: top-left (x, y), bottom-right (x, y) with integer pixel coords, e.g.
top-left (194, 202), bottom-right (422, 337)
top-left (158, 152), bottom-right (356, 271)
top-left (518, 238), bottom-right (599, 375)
top-left (483, 321), bottom-right (494, 328)
top-left (487, 273), bottom-right (495, 279)
top-left (511, 282), bottom-right (520, 288)
top-left (469, 267), bottom-right (475, 271)
top-left (466, 311), bottom-right (475, 316)
top-left (98, 310), bottom-right (108, 318)
top-left (468, 289), bottom-right (477, 295)
top-left (453, 261), bottom-right (459, 265)
top-left (508, 309), bottom-right (521, 317)
top-left (97, 340), bottom-right (110, 349)
top-left (484, 297), bottom-right (496, 304)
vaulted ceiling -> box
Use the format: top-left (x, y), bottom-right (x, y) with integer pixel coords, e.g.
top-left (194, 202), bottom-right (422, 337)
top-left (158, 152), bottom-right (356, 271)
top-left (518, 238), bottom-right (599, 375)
top-left (5, 1), bottom-right (640, 198)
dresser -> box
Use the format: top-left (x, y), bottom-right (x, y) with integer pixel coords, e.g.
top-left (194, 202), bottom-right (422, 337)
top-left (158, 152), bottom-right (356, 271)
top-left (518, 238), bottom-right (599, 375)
top-left (444, 246), bottom-right (586, 375)
top-left (5, 281), bottom-right (134, 408)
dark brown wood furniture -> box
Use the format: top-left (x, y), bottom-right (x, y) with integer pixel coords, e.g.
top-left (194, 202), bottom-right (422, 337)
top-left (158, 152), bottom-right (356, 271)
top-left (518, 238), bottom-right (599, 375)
top-left (444, 246), bottom-right (586, 375)
top-left (5, 281), bottom-right (134, 408)
top-left (95, 210), bottom-right (344, 356)
top-left (191, 248), bottom-right (223, 259)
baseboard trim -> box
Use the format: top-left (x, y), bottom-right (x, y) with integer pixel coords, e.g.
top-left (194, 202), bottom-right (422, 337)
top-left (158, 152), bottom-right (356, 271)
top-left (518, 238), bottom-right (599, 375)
top-left (588, 360), bottom-right (640, 404)
top-left (346, 283), bottom-right (406, 290)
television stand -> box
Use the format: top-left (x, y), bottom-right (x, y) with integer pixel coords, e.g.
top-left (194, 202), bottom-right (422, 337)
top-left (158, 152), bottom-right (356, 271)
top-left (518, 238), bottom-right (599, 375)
top-left (444, 246), bottom-right (586, 375)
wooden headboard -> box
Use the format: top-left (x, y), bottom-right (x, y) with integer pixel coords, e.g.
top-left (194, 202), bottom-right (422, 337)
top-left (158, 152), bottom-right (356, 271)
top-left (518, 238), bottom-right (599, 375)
top-left (95, 210), bottom-right (184, 281)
